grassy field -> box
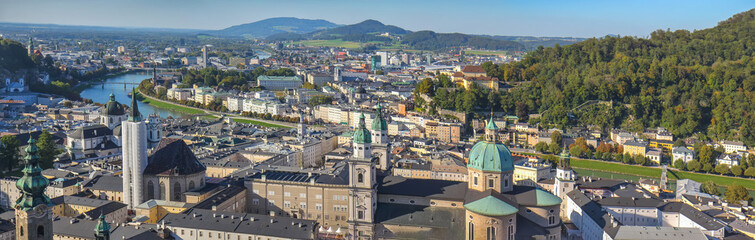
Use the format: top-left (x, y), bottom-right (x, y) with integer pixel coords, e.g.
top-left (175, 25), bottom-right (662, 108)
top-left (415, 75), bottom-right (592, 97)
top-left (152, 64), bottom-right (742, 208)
top-left (231, 118), bottom-right (291, 128)
top-left (291, 39), bottom-right (362, 49)
top-left (137, 94), bottom-right (207, 115)
top-left (570, 158), bottom-right (755, 189)
top-left (465, 50), bottom-right (509, 55)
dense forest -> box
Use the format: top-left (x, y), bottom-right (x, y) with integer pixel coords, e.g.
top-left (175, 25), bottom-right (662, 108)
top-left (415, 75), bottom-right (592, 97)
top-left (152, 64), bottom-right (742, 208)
top-left (402, 31), bottom-right (525, 51)
top-left (419, 9), bottom-right (755, 146)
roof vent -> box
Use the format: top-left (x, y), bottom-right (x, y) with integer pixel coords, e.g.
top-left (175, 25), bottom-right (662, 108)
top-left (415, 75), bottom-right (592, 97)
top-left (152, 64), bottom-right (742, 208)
top-left (270, 218), bottom-right (275, 224)
top-left (250, 217), bottom-right (255, 221)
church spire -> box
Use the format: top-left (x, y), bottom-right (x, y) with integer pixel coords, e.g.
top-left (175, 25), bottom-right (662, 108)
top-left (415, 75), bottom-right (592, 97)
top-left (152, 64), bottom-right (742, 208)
top-left (128, 88), bottom-right (142, 122)
top-left (15, 137), bottom-right (51, 211)
top-left (485, 115), bottom-right (498, 142)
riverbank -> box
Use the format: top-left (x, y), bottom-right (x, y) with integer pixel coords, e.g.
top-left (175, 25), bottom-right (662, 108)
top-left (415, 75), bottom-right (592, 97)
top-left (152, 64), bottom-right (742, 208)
top-left (136, 88), bottom-right (293, 128)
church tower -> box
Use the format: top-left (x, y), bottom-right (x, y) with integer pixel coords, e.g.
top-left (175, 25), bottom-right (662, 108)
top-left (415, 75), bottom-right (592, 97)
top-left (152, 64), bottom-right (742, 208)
top-left (27, 36), bottom-right (34, 55)
top-left (15, 137), bottom-right (53, 240)
top-left (146, 113), bottom-right (162, 149)
top-left (348, 113), bottom-right (377, 238)
top-left (554, 148), bottom-right (575, 201)
top-left (298, 111), bottom-right (306, 141)
top-left (122, 88), bottom-right (148, 209)
top-left (94, 214), bottom-right (110, 240)
top-left (370, 103), bottom-right (391, 170)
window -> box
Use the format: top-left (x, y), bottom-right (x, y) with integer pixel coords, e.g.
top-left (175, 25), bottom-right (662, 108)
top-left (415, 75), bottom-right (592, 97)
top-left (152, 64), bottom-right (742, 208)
top-left (268, 200), bottom-right (275, 206)
top-left (468, 222), bottom-right (474, 240)
top-left (334, 195), bottom-right (339, 200)
top-left (173, 182), bottom-right (182, 201)
top-left (504, 179), bottom-right (509, 187)
top-left (284, 192), bottom-right (291, 197)
top-left (508, 226), bottom-right (514, 240)
top-left (284, 201), bottom-right (291, 208)
top-left (316, 194), bottom-right (322, 199)
top-left (300, 193), bottom-right (306, 198)
top-left (548, 215), bottom-right (556, 225)
top-left (358, 210), bottom-right (364, 219)
top-left (252, 199), bottom-right (259, 205)
top-left (316, 204), bottom-right (322, 210)
top-left (488, 179), bottom-right (494, 188)
top-left (147, 181), bottom-right (155, 200)
top-left (358, 173), bottom-right (364, 183)
top-left (300, 203), bottom-right (306, 209)
top-left (473, 176), bottom-right (478, 186)
top-left (486, 227), bottom-right (495, 240)
top-left (159, 182), bottom-right (166, 200)
top-left (268, 191), bottom-right (275, 196)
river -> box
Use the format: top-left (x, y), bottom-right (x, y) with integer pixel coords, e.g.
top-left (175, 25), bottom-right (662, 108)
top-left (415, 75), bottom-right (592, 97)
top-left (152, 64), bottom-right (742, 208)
top-left (79, 71), bottom-right (191, 119)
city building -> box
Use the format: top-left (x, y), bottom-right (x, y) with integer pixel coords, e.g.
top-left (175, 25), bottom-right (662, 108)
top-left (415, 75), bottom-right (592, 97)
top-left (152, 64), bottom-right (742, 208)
top-left (672, 147), bottom-right (695, 163)
top-left (257, 75), bottom-right (302, 90)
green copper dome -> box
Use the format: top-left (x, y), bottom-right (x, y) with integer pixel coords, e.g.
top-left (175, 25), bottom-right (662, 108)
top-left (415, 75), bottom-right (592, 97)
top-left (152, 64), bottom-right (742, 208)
top-left (15, 138), bottom-right (52, 211)
top-left (353, 113), bottom-right (371, 144)
top-left (464, 196), bottom-right (518, 216)
top-left (468, 141), bottom-right (514, 172)
top-left (94, 214), bottom-right (111, 235)
top-left (371, 103), bottom-right (387, 131)
top-left (534, 189), bottom-right (562, 206)
top-left (102, 93), bottom-right (126, 116)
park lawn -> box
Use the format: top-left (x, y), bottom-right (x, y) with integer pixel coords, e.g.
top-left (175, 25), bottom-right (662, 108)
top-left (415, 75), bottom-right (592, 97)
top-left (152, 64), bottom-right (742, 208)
top-left (292, 39), bottom-right (362, 49)
top-left (231, 118), bottom-right (291, 128)
top-left (138, 95), bottom-right (206, 115)
top-left (570, 158), bottom-right (755, 190)
top-left (465, 50), bottom-right (509, 55)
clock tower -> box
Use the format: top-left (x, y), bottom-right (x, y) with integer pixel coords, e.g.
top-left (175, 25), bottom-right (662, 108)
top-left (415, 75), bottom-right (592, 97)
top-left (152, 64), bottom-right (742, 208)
top-left (15, 137), bottom-right (53, 240)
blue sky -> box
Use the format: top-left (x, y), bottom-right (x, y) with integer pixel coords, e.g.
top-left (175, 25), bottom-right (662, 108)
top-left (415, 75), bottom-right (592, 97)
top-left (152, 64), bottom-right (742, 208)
top-left (0, 0), bottom-right (751, 38)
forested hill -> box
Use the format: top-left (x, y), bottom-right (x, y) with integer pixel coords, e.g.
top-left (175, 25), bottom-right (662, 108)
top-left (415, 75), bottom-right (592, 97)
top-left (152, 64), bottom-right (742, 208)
top-left (485, 8), bottom-right (755, 145)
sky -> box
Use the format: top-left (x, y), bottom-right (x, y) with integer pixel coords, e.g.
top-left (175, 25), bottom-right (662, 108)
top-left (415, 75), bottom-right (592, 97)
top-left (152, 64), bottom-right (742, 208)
top-left (0, 0), bottom-right (752, 38)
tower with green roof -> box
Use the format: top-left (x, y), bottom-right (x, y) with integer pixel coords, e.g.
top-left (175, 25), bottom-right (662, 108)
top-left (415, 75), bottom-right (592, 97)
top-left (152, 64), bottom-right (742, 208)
top-left (348, 112), bottom-right (377, 237)
top-left (370, 103), bottom-right (391, 171)
top-left (554, 147), bottom-right (575, 202)
top-left (15, 137), bottom-right (53, 240)
top-left (100, 93), bottom-right (126, 130)
top-left (94, 214), bottom-right (111, 240)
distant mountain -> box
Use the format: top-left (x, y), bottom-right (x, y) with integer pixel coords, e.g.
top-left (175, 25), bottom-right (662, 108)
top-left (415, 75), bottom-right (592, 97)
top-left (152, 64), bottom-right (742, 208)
top-left (311, 19), bottom-right (408, 37)
top-left (213, 17), bottom-right (340, 38)
top-left (403, 31), bottom-right (524, 51)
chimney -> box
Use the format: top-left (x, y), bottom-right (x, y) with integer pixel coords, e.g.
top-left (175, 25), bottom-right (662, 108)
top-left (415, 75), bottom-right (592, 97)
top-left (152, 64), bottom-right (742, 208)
top-left (250, 217), bottom-right (256, 221)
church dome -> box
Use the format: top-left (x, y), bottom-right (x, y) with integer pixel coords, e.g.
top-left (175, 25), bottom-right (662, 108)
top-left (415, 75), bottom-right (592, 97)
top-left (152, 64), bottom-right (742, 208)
top-left (102, 93), bottom-right (125, 116)
top-left (467, 117), bottom-right (514, 172)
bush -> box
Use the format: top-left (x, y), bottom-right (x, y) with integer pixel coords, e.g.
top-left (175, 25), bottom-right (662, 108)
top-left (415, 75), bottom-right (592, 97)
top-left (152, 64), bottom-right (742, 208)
top-left (673, 159), bottom-right (686, 170)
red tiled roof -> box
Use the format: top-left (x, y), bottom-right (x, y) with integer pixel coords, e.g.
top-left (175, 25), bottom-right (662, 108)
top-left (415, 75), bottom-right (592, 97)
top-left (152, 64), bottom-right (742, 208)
top-left (461, 65), bottom-right (486, 73)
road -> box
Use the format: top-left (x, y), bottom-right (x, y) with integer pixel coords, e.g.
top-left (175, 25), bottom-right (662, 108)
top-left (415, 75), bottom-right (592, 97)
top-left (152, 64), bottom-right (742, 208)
top-left (136, 88), bottom-right (296, 128)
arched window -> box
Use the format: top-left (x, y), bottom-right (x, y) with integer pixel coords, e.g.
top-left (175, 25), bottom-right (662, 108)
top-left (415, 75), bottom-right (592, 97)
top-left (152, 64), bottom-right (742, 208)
top-left (174, 182), bottom-right (182, 201)
top-left (159, 182), bottom-right (166, 200)
top-left (189, 181), bottom-right (195, 191)
top-left (357, 173), bottom-right (364, 183)
top-left (473, 176), bottom-right (478, 186)
top-left (19, 227), bottom-right (23, 236)
top-left (37, 226), bottom-right (45, 238)
top-left (508, 225), bottom-right (514, 240)
top-left (109, 117), bottom-right (113, 123)
top-left (147, 181), bottom-right (155, 200)
top-left (486, 227), bottom-right (496, 240)
top-left (468, 222), bottom-right (474, 240)
top-left (548, 215), bottom-right (556, 225)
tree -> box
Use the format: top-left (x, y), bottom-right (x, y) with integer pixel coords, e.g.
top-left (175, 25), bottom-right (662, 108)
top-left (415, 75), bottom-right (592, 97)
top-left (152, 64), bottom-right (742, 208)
top-left (673, 159), bottom-right (686, 170)
top-left (725, 184), bottom-right (751, 204)
top-left (548, 142), bottom-right (561, 155)
top-left (745, 167), bottom-right (755, 178)
top-left (569, 145), bottom-right (584, 158)
top-left (731, 165), bottom-right (744, 176)
top-left (715, 164), bottom-right (731, 175)
top-left (702, 163), bottom-right (714, 173)
top-left (534, 142), bottom-right (548, 153)
top-left (0, 135), bottom-right (21, 171)
top-left (701, 181), bottom-right (720, 195)
top-left (622, 153), bottom-right (633, 164)
top-left (550, 131), bottom-right (562, 146)
top-left (634, 155), bottom-right (647, 166)
top-left (687, 160), bottom-right (701, 172)
top-left (37, 130), bottom-right (60, 170)
top-left (302, 82), bottom-right (316, 89)
top-left (698, 145), bottom-right (715, 165)
top-left (673, 139), bottom-right (686, 147)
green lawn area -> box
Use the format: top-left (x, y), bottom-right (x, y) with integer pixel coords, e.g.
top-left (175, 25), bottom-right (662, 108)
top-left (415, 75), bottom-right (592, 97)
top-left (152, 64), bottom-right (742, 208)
top-left (231, 118), bottom-right (291, 128)
top-left (465, 50), bottom-right (509, 55)
top-left (291, 39), bottom-right (362, 49)
top-left (137, 94), bottom-right (206, 115)
top-left (570, 158), bottom-right (755, 190)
